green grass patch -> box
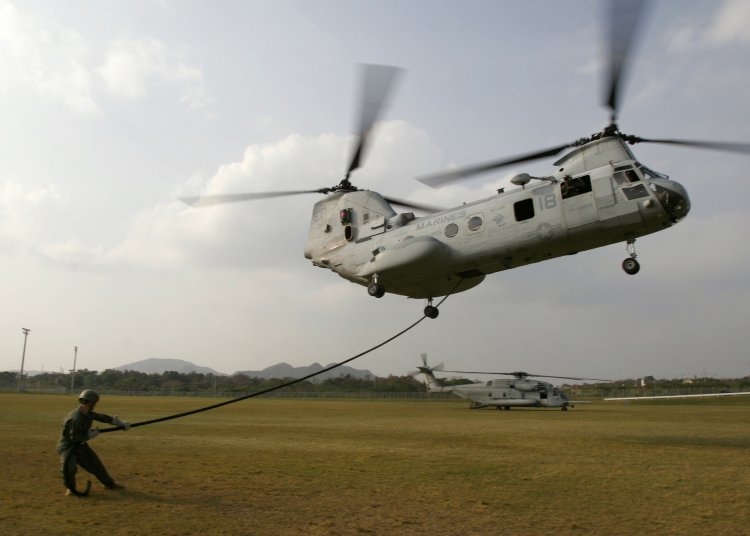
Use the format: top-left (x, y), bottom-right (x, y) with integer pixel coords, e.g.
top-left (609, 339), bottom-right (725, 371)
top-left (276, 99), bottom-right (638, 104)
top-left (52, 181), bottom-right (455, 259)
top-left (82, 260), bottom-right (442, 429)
top-left (2, 393), bottom-right (749, 535)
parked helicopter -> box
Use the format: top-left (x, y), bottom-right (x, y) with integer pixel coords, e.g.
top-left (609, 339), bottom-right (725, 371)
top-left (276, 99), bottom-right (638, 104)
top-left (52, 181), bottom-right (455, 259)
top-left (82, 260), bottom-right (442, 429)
top-left (182, 1), bottom-right (750, 319)
top-left (415, 355), bottom-right (608, 411)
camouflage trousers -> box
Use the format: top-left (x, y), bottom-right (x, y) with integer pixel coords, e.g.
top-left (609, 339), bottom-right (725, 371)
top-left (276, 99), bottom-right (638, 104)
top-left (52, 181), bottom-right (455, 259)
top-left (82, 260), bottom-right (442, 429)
top-left (60, 443), bottom-right (116, 491)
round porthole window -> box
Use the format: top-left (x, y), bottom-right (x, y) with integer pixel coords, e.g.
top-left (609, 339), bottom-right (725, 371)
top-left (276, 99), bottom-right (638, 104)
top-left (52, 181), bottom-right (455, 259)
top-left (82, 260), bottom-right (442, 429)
top-left (468, 216), bottom-right (483, 231)
top-left (445, 223), bottom-right (459, 238)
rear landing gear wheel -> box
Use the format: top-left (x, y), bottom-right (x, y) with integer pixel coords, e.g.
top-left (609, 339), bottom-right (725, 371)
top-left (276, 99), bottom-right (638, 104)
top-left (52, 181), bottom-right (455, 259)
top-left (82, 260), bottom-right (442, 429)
top-left (622, 257), bottom-right (640, 275)
top-left (367, 282), bottom-right (385, 298)
top-left (424, 305), bottom-right (439, 319)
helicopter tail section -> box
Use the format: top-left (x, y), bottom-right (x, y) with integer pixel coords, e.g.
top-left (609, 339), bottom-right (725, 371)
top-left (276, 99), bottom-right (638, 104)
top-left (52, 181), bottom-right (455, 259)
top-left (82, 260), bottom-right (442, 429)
top-left (417, 365), bottom-right (446, 392)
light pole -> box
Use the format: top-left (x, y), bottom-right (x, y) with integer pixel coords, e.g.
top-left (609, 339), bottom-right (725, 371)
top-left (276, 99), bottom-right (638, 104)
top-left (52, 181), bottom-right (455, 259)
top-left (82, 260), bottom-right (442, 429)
top-left (70, 346), bottom-right (78, 393)
top-left (19, 328), bottom-right (30, 391)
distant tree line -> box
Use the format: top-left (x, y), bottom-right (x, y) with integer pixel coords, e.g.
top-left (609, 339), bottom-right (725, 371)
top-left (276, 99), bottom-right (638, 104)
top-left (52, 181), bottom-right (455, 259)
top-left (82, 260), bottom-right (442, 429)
top-left (0, 369), bottom-right (426, 394)
top-left (1, 369), bottom-right (748, 395)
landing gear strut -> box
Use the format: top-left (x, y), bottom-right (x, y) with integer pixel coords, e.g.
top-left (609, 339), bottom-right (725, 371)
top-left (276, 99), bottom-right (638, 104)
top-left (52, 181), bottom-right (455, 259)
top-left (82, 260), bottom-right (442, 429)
top-left (367, 274), bottom-right (385, 298)
top-left (622, 237), bottom-right (640, 275)
top-left (424, 299), bottom-right (439, 319)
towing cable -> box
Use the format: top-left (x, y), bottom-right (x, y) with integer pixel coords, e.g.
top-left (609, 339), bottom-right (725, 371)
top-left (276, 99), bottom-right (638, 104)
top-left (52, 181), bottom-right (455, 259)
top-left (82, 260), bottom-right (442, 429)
top-left (99, 288), bottom-right (459, 434)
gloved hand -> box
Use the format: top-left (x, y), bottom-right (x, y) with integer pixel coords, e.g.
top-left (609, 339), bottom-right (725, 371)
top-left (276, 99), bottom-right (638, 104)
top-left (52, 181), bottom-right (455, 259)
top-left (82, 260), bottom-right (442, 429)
top-left (87, 429), bottom-right (100, 440)
top-left (112, 415), bottom-right (131, 431)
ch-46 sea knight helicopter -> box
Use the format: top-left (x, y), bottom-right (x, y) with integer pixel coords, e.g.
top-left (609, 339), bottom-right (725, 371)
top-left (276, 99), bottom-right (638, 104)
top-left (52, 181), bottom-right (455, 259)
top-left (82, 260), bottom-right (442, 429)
top-left (415, 355), bottom-right (608, 411)
top-left (183, 0), bottom-right (750, 319)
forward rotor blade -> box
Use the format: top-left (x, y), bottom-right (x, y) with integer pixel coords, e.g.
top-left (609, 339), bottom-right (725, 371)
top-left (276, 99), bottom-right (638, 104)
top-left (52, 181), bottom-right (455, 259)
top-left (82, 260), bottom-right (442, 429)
top-left (382, 195), bottom-right (443, 213)
top-left (416, 143), bottom-right (573, 188)
top-left (346, 64), bottom-right (403, 179)
top-left (628, 137), bottom-right (750, 155)
top-left (441, 370), bottom-right (610, 382)
top-left (180, 189), bottom-right (328, 207)
top-left (604, 0), bottom-right (649, 121)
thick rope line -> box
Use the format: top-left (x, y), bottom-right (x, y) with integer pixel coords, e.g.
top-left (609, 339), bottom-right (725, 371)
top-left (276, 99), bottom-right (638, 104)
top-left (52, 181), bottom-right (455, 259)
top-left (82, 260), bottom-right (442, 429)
top-left (100, 289), bottom-right (457, 433)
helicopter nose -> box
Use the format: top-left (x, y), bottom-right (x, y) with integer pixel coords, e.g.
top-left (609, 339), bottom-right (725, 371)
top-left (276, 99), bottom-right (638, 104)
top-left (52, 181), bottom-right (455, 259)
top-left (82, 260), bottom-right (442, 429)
top-left (648, 179), bottom-right (691, 222)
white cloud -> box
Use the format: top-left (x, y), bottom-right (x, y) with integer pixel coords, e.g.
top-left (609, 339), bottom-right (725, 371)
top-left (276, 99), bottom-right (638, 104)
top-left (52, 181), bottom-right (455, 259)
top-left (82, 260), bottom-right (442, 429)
top-left (666, 23), bottom-right (699, 53)
top-left (665, 0), bottom-right (750, 52)
top-left (38, 121), bottom-right (441, 274)
top-left (704, 0), bottom-right (750, 46)
top-left (0, 2), bottom-right (209, 114)
top-left (0, 180), bottom-right (68, 247)
top-left (0, 0), bottom-right (98, 113)
top-left (99, 37), bottom-right (210, 112)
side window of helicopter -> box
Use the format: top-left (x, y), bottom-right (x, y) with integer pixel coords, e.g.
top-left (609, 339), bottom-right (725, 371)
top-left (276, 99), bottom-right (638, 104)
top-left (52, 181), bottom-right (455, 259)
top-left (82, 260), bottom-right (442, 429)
top-left (613, 165), bottom-right (639, 185)
top-left (561, 174), bottom-right (592, 200)
top-left (623, 183), bottom-right (649, 200)
top-left (444, 223), bottom-right (459, 238)
top-left (467, 215), bottom-right (483, 231)
top-left (514, 198), bottom-right (535, 222)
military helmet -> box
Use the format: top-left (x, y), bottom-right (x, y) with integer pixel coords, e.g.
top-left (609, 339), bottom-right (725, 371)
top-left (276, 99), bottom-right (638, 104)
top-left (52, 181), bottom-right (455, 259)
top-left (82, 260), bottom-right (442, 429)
top-left (78, 389), bottom-right (100, 405)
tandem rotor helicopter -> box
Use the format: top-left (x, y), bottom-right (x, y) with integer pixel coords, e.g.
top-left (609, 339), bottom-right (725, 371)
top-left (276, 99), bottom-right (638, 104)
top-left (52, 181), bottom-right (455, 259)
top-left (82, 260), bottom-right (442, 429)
top-left (182, 0), bottom-right (750, 319)
top-left (414, 355), bottom-right (608, 411)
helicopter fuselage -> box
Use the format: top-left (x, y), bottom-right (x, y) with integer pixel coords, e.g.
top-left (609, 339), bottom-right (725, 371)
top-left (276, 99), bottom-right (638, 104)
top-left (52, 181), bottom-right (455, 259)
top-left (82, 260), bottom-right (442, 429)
top-left (304, 138), bottom-right (690, 300)
top-left (418, 365), bottom-right (574, 410)
top-left (449, 378), bottom-right (572, 410)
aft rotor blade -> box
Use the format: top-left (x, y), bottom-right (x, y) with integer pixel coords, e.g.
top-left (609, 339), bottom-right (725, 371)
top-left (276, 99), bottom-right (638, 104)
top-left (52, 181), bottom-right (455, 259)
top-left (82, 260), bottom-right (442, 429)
top-left (346, 64), bottom-right (402, 179)
top-left (180, 189), bottom-right (328, 207)
top-left (627, 137), bottom-right (750, 155)
top-left (525, 374), bottom-right (611, 382)
top-left (383, 195), bottom-right (443, 213)
top-left (604, 0), bottom-right (649, 121)
top-left (416, 143), bottom-right (573, 188)
top-left (441, 370), bottom-right (610, 382)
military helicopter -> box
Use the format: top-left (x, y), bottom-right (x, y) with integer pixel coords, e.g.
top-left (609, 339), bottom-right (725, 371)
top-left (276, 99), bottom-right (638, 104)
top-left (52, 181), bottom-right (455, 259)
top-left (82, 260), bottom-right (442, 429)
top-left (182, 0), bottom-right (750, 319)
top-left (415, 355), bottom-right (608, 411)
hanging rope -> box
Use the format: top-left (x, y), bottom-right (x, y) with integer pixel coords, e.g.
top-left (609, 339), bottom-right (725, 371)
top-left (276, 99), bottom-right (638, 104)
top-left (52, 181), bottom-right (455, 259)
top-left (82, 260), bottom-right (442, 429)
top-left (100, 288), bottom-right (459, 433)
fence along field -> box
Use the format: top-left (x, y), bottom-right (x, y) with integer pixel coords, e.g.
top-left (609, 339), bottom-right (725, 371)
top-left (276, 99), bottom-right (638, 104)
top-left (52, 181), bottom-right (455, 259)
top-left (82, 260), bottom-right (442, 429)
top-left (2, 393), bottom-right (750, 535)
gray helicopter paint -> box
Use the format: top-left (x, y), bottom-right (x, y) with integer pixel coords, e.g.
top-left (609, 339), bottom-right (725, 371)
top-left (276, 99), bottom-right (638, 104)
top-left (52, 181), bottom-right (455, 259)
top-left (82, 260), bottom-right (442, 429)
top-left (303, 138), bottom-right (690, 299)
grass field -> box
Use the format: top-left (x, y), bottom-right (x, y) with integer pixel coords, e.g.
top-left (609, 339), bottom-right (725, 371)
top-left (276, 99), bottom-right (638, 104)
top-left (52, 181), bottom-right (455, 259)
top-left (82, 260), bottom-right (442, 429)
top-left (1, 393), bottom-right (749, 535)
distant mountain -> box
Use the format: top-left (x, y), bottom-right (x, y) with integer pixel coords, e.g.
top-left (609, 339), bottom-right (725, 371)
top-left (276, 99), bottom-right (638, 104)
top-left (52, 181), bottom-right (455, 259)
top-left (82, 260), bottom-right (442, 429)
top-left (235, 362), bottom-right (377, 383)
top-left (113, 358), bottom-right (226, 376)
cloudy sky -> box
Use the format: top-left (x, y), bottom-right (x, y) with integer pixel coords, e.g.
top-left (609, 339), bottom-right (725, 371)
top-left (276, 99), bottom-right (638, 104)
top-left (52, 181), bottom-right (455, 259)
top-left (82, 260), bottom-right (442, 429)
top-left (2, 0), bottom-right (749, 382)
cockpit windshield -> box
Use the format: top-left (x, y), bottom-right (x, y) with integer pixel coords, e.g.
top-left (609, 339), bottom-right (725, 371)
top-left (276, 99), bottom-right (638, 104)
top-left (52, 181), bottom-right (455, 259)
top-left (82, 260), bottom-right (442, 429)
top-left (649, 182), bottom-right (690, 222)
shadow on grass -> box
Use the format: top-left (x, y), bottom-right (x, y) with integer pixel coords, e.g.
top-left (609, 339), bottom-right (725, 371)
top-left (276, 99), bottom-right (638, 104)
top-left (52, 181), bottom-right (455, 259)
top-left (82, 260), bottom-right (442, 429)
top-left (620, 435), bottom-right (750, 449)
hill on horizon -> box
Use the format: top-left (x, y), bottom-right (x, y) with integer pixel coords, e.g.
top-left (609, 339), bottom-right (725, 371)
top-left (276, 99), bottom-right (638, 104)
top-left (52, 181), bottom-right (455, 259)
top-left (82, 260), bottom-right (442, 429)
top-left (113, 358), bottom-right (227, 376)
top-left (235, 362), bottom-right (377, 383)
top-left (111, 358), bottom-right (377, 382)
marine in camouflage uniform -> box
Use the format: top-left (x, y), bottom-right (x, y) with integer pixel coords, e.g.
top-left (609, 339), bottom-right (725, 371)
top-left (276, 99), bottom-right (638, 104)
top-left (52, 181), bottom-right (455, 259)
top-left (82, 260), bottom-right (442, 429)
top-left (57, 389), bottom-right (130, 496)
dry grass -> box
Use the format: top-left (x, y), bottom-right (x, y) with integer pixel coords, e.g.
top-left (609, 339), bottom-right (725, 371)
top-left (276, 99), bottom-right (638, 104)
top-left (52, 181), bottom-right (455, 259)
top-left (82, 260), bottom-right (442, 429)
top-left (1, 393), bottom-right (749, 535)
